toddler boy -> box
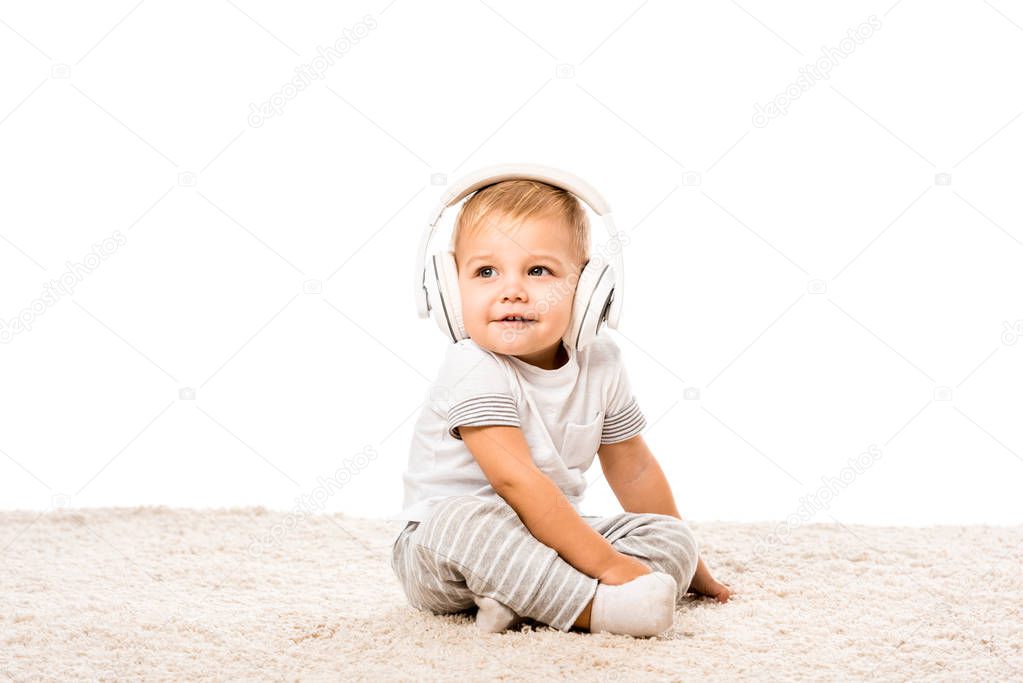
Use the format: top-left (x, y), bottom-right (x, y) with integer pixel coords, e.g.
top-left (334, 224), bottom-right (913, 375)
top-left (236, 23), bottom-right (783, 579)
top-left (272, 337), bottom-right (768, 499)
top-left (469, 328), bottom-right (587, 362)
top-left (391, 178), bottom-right (730, 636)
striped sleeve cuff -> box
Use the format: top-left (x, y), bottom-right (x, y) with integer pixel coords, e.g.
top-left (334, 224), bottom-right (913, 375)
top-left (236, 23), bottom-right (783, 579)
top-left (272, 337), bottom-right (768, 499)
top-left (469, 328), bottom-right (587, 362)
top-left (600, 398), bottom-right (647, 444)
top-left (447, 393), bottom-right (520, 440)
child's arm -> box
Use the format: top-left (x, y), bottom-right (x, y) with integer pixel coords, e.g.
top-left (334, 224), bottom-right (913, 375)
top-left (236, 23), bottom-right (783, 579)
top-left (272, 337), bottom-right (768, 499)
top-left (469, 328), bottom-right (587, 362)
top-left (459, 424), bottom-right (649, 584)
top-left (598, 434), bottom-right (732, 602)
top-left (597, 434), bottom-right (680, 517)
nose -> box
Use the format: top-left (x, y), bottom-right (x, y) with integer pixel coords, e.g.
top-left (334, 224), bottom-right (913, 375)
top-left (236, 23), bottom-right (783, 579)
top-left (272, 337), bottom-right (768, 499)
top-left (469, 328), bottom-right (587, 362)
top-left (499, 271), bottom-right (528, 303)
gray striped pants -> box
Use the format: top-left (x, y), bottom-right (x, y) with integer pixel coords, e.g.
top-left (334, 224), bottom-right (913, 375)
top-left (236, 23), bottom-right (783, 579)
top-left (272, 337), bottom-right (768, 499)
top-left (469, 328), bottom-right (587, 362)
top-left (389, 494), bottom-right (701, 632)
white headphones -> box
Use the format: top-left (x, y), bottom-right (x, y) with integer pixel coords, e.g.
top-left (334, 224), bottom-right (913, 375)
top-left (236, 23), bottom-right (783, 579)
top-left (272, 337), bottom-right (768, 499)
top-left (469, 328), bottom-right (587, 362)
top-left (414, 162), bottom-right (625, 352)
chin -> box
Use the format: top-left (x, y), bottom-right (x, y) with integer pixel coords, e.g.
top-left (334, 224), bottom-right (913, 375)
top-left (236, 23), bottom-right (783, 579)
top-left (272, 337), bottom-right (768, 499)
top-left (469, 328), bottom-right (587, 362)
top-left (496, 334), bottom-right (560, 354)
top-left (470, 321), bottom-right (564, 355)
top-left (480, 330), bottom-right (526, 350)
top-left (492, 332), bottom-right (532, 349)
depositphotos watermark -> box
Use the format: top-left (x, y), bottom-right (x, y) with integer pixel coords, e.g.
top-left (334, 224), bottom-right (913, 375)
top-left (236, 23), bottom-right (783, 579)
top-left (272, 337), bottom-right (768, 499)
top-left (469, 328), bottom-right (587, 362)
top-left (247, 15), bottom-right (378, 128)
top-left (1, 230), bottom-right (127, 343)
top-left (753, 444), bottom-right (883, 556)
top-left (1001, 319), bottom-right (1023, 345)
top-left (247, 445), bottom-right (378, 557)
top-left (752, 15), bottom-right (882, 128)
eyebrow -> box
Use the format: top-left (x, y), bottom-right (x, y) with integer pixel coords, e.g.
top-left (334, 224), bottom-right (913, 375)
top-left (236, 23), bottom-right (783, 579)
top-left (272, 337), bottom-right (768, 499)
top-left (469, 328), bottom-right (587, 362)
top-left (464, 252), bottom-right (565, 268)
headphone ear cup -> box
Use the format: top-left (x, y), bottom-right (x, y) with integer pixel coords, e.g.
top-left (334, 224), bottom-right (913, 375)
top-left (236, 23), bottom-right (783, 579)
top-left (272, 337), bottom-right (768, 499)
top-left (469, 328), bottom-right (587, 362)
top-left (564, 258), bottom-right (615, 352)
top-left (431, 251), bottom-right (467, 342)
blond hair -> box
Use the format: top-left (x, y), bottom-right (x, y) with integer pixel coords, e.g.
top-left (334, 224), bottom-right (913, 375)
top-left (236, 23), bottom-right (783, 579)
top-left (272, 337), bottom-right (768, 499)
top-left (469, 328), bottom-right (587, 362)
top-left (451, 179), bottom-right (589, 268)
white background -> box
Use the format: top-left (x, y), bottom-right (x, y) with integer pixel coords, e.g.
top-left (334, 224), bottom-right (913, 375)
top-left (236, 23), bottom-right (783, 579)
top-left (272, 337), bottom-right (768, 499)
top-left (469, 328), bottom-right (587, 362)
top-left (1, 1), bottom-right (1021, 527)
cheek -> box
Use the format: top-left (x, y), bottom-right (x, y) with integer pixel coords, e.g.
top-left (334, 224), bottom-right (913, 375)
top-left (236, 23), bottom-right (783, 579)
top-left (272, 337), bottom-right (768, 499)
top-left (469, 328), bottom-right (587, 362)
top-left (459, 288), bottom-right (486, 316)
top-left (544, 286), bottom-right (574, 316)
top-left (532, 285), bottom-right (572, 322)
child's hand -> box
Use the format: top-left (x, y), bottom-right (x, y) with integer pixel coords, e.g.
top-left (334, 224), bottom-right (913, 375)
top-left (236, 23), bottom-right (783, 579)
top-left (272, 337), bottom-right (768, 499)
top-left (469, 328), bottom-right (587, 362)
top-left (596, 552), bottom-right (652, 586)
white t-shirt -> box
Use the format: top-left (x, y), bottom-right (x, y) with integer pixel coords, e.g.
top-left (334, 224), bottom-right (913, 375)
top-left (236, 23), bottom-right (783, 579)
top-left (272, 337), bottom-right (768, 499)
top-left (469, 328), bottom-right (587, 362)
top-left (390, 334), bottom-right (647, 525)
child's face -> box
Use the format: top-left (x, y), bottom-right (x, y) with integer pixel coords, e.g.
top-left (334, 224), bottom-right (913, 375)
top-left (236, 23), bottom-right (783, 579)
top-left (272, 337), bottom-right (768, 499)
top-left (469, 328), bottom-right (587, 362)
top-left (455, 212), bottom-right (583, 367)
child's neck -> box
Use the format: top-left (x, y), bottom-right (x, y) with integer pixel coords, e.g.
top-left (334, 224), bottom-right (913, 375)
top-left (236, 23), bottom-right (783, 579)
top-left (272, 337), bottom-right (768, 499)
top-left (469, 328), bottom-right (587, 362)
top-left (514, 340), bottom-right (569, 371)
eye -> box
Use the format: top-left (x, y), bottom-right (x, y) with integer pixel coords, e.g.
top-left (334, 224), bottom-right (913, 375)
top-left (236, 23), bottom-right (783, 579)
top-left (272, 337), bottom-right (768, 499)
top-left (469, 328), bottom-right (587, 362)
top-left (529, 266), bottom-right (553, 276)
top-left (476, 266), bottom-right (495, 278)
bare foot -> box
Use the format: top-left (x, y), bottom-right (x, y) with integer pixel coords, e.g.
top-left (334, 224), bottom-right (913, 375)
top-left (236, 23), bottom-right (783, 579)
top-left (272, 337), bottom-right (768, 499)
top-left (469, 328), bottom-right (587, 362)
top-left (690, 574), bottom-right (732, 603)
top-left (688, 557), bottom-right (733, 603)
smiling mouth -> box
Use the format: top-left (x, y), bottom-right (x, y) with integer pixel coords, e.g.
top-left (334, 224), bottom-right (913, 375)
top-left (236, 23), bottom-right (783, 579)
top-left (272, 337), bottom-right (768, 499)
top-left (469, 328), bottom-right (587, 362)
top-left (494, 317), bottom-right (537, 325)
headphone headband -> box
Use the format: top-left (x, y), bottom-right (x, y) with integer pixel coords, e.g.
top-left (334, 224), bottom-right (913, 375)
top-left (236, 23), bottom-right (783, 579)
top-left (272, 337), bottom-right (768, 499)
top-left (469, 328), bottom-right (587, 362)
top-left (414, 162), bottom-right (625, 329)
top-left (430, 162), bottom-right (611, 224)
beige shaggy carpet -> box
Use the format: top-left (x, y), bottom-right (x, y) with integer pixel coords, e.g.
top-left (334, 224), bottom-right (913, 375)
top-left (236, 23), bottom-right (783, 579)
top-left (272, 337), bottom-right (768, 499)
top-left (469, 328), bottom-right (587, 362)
top-left (1, 508), bottom-right (1020, 682)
